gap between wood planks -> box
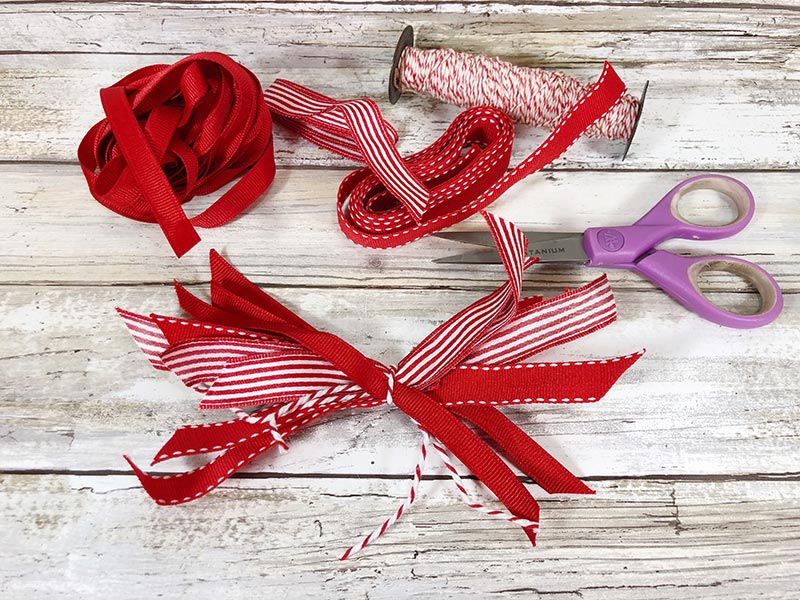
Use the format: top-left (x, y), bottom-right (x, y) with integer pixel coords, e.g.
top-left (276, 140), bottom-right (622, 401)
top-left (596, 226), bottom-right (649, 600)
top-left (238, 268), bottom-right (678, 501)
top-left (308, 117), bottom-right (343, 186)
top-left (1, 1), bottom-right (800, 12)
top-left (5, 468), bottom-right (800, 482)
top-left (0, 281), bottom-right (790, 296)
top-left (4, 160), bottom-right (800, 173)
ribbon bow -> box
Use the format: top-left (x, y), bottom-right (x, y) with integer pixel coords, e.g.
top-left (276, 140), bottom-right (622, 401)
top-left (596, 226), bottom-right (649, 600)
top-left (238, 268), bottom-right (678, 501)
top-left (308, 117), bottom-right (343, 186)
top-left (121, 213), bottom-right (642, 558)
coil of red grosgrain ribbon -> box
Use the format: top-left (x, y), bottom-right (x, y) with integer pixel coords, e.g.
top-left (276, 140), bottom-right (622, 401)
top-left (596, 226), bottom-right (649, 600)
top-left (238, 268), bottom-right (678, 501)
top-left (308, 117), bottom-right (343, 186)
top-left (78, 53), bottom-right (276, 258)
top-left (80, 51), bottom-right (631, 255)
top-left (119, 213), bottom-right (643, 558)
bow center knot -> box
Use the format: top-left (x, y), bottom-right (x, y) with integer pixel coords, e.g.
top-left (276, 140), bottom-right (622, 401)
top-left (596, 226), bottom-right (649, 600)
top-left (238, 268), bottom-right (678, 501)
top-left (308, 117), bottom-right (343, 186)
top-left (383, 365), bottom-right (398, 406)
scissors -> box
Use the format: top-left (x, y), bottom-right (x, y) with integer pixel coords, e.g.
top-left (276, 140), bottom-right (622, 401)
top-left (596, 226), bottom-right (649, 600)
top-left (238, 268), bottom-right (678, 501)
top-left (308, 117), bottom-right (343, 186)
top-left (434, 174), bottom-right (783, 329)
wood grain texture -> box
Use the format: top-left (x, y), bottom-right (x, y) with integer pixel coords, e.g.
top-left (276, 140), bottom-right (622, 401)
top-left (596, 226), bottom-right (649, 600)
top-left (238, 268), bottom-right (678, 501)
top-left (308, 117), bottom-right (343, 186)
top-left (1, 0), bottom-right (799, 596)
top-left (2, 474), bottom-right (799, 599)
top-left (0, 165), bottom-right (795, 288)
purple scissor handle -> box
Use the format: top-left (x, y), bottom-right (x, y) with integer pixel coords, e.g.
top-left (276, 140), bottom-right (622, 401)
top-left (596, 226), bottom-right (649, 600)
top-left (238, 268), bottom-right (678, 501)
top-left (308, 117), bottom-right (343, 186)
top-left (583, 174), bottom-right (783, 328)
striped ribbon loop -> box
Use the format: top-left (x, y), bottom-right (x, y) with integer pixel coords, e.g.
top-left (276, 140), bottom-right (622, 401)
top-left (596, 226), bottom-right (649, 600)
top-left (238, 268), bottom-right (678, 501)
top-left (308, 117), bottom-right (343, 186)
top-left (265, 79), bottom-right (432, 221)
top-left (121, 212), bottom-right (643, 557)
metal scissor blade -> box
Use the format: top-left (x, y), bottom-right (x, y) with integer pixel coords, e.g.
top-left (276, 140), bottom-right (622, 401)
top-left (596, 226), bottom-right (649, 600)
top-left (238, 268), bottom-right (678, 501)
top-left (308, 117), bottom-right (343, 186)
top-left (432, 231), bottom-right (497, 247)
top-left (434, 249), bottom-right (504, 264)
top-left (433, 230), bottom-right (581, 248)
top-left (434, 233), bottom-right (589, 264)
top-left (526, 233), bottom-right (589, 263)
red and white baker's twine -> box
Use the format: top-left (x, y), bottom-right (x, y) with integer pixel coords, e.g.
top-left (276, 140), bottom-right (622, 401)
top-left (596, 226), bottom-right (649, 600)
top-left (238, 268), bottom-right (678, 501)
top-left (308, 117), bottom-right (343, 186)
top-left (398, 46), bottom-right (639, 141)
top-left (340, 427), bottom-right (540, 560)
top-left (120, 213), bottom-right (643, 558)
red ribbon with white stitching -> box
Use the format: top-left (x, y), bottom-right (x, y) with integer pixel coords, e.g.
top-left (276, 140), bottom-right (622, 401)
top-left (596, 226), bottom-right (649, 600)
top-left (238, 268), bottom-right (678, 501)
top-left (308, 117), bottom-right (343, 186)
top-left (120, 212), bottom-right (642, 557)
top-left (80, 52), bottom-right (628, 255)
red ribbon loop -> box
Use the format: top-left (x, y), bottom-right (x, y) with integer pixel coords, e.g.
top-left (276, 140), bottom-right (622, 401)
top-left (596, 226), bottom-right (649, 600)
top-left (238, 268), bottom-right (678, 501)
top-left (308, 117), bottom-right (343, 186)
top-left (119, 212), bottom-right (643, 555)
top-left (79, 52), bottom-right (276, 257)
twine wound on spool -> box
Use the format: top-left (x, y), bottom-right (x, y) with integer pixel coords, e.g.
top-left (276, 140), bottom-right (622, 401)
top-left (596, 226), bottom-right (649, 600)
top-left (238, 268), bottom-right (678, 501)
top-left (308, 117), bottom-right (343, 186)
top-left (388, 26), bottom-right (647, 158)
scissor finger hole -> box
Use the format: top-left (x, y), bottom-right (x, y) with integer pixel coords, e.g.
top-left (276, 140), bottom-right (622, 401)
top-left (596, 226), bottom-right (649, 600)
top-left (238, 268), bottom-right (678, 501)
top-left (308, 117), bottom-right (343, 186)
top-left (672, 177), bottom-right (752, 227)
top-left (675, 189), bottom-right (738, 226)
top-left (690, 260), bottom-right (777, 316)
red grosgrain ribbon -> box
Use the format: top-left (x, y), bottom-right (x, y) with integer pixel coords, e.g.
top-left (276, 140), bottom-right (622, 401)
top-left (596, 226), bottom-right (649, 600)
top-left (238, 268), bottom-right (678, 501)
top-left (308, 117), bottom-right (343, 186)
top-left (120, 213), bottom-right (643, 558)
top-left (264, 62), bottom-right (628, 248)
top-left (78, 52), bottom-right (276, 257)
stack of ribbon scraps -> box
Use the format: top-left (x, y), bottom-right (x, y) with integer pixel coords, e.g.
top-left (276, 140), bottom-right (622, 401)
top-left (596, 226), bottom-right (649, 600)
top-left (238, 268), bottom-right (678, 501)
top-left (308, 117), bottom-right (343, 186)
top-left (120, 212), bottom-right (643, 559)
top-left (80, 51), bottom-right (630, 256)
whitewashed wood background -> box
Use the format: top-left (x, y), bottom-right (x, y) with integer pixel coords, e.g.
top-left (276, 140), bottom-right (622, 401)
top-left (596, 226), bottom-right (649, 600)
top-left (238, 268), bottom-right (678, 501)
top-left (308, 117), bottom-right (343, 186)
top-left (1, 2), bottom-right (799, 598)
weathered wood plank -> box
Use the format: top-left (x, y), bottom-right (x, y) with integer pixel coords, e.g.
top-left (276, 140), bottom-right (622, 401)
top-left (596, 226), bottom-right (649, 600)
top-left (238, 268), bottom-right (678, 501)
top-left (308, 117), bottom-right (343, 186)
top-left (3, 0), bottom-right (799, 6)
top-left (1, 166), bottom-right (795, 288)
top-left (0, 3), bottom-right (799, 166)
top-left (1, 474), bottom-right (799, 599)
top-left (6, 60), bottom-right (800, 169)
top-left (3, 3), bottom-right (800, 57)
top-left (2, 283), bottom-right (798, 476)
top-left (4, 0), bottom-right (800, 6)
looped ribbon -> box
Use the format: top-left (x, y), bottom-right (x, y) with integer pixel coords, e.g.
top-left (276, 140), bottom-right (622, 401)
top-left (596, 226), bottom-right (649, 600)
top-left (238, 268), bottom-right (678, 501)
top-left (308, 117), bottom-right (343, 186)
top-left (78, 52), bottom-right (276, 257)
top-left (80, 52), bottom-right (628, 255)
top-left (120, 212), bottom-right (643, 558)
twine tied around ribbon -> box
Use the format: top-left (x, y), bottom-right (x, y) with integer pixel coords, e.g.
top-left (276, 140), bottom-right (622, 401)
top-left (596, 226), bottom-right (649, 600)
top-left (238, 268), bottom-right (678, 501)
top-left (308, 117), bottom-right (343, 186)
top-left (383, 365), bottom-right (397, 406)
top-left (120, 212), bottom-right (643, 558)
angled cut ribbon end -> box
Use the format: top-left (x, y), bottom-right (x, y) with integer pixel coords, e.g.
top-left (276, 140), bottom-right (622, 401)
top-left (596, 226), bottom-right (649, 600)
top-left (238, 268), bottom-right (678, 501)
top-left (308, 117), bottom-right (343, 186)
top-left (590, 349), bottom-right (645, 402)
top-left (115, 307), bottom-right (169, 371)
top-left (523, 524), bottom-right (537, 547)
top-left (123, 454), bottom-right (160, 498)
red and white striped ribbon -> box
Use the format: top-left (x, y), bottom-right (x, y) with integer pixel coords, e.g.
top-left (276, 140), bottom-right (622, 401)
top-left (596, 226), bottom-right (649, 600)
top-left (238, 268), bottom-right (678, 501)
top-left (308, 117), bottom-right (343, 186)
top-left (266, 79), bottom-right (431, 220)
